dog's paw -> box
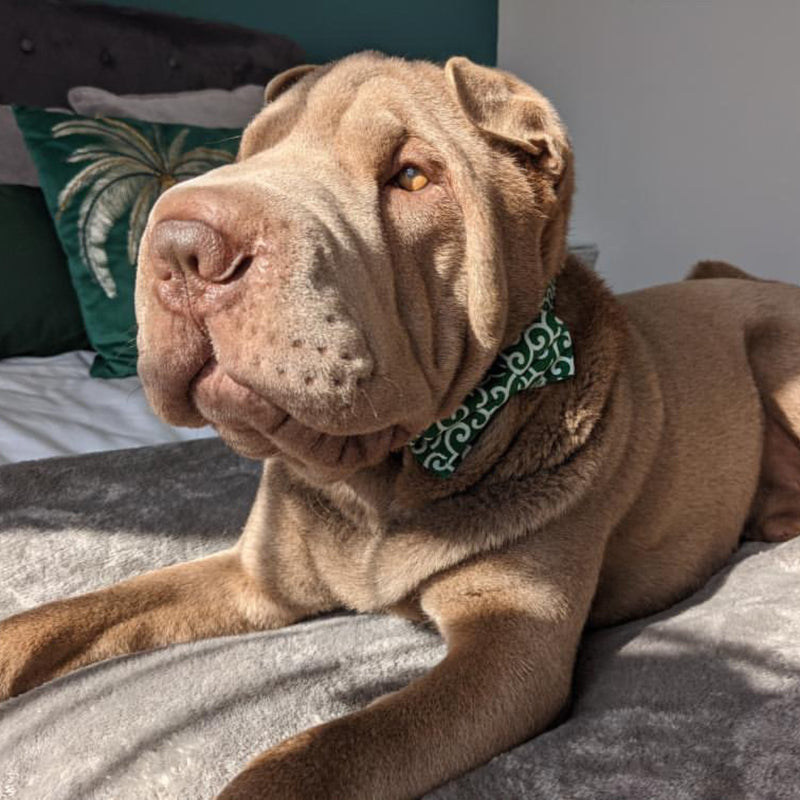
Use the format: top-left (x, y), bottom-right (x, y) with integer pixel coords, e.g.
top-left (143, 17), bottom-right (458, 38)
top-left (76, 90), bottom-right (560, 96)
top-left (216, 740), bottom-right (320, 800)
top-left (758, 513), bottom-right (800, 543)
top-left (0, 612), bottom-right (41, 701)
top-left (0, 602), bottom-right (89, 701)
top-left (216, 725), bottom-right (359, 800)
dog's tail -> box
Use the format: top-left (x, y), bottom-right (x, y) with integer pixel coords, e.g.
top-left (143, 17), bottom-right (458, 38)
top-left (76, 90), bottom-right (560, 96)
top-left (685, 259), bottom-right (762, 281)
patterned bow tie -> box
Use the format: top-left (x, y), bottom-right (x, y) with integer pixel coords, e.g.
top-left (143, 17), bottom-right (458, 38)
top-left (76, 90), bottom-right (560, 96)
top-left (409, 281), bottom-right (575, 478)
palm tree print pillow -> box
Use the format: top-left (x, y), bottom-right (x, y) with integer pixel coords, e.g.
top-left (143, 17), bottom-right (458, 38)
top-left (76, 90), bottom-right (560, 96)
top-left (13, 107), bottom-right (240, 378)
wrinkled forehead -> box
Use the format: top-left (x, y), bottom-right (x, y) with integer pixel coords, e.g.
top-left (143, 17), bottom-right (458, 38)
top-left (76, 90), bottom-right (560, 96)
top-left (239, 56), bottom-right (472, 172)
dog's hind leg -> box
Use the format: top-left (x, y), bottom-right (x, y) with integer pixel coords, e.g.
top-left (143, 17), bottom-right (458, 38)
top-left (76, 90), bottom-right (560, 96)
top-left (746, 315), bottom-right (800, 542)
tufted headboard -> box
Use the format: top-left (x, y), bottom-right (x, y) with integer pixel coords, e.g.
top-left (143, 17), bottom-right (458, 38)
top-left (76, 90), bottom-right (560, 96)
top-left (0, 0), bottom-right (306, 106)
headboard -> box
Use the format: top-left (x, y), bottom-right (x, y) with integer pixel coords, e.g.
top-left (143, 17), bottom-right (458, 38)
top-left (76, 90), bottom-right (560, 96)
top-left (0, 0), bottom-right (307, 106)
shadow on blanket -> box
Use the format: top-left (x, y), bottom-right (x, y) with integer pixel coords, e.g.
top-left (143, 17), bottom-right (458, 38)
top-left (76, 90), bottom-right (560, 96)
top-left (0, 439), bottom-right (798, 799)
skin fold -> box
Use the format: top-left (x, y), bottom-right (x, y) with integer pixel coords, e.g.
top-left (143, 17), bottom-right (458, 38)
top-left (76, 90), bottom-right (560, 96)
top-left (1, 52), bottom-right (799, 799)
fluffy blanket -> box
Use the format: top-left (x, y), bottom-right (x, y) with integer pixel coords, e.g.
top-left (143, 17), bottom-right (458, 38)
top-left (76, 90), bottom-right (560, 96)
top-left (0, 439), bottom-right (798, 799)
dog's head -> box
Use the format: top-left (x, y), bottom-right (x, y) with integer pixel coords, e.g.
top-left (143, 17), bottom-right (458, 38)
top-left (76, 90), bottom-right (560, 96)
top-left (136, 52), bottom-right (572, 481)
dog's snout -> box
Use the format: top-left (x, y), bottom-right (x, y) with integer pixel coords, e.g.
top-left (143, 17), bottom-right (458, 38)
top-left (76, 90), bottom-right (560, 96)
top-left (151, 219), bottom-right (254, 284)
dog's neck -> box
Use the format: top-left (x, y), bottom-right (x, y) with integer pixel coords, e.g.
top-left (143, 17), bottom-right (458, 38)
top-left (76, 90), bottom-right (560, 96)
top-left (408, 280), bottom-right (575, 479)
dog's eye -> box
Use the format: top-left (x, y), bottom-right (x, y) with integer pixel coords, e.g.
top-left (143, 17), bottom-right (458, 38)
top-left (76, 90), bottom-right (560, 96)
top-left (394, 165), bottom-right (429, 192)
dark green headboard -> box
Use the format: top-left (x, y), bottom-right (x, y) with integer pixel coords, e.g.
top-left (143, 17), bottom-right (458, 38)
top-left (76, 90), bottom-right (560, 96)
top-left (100, 0), bottom-right (498, 65)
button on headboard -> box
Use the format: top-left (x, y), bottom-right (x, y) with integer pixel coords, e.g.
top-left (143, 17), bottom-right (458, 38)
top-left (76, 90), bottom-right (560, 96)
top-left (1, 0), bottom-right (307, 106)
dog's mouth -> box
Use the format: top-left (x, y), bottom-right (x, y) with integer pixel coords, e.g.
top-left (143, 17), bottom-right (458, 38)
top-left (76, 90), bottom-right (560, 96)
top-left (189, 359), bottom-right (412, 472)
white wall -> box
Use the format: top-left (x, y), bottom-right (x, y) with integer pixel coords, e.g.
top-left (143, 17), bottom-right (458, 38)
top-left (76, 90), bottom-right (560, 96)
top-left (498, 0), bottom-right (800, 291)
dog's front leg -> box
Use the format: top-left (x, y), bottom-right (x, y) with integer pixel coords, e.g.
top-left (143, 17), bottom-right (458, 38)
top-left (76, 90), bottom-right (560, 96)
top-left (0, 548), bottom-right (322, 701)
top-left (218, 537), bottom-right (603, 800)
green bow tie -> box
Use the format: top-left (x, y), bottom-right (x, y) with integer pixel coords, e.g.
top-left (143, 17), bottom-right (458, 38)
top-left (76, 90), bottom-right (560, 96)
top-left (409, 281), bottom-right (575, 478)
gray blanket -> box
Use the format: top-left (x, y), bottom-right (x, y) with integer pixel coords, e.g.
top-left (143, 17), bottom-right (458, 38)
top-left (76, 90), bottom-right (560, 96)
top-left (0, 439), bottom-right (798, 799)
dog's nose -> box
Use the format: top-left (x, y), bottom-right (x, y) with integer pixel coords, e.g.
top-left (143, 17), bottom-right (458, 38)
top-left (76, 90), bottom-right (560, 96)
top-left (150, 219), bottom-right (253, 284)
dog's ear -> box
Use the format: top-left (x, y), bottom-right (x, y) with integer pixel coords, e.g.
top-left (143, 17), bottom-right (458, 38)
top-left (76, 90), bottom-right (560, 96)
top-left (444, 57), bottom-right (568, 177)
top-left (264, 64), bottom-right (318, 104)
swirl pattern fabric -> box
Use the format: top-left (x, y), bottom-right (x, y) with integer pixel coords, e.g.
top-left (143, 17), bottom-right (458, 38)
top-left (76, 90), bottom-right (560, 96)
top-left (409, 282), bottom-right (575, 478)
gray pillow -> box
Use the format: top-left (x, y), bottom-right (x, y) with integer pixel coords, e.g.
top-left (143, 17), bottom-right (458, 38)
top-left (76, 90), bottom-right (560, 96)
top-left (0, 105), bottom-right (40, 186)
top-left (68, 85), bottom-right (266, 128)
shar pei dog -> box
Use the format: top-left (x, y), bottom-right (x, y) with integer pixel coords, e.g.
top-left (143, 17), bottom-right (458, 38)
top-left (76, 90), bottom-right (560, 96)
top-left (2, 51), bottom-right (799, 799)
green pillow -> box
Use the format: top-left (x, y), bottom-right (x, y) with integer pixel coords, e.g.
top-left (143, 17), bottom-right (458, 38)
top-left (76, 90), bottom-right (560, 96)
top-left (14, 107), bottom-right (240, 378)
top-left (0, 184), bottom-right (90, 357)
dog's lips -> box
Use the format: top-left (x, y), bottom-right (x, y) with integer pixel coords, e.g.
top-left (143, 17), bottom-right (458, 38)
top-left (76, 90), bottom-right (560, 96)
top-left (189, 359), bottom-right (412, 470)
top-left (190, 359), bottom-right (288, 433)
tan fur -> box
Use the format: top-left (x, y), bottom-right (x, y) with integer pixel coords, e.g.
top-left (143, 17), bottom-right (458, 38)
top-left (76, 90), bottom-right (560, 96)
top-left (1, 53), bottom-right (799, 799)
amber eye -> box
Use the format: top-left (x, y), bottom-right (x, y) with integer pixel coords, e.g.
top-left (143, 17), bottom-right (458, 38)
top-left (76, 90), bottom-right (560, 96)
top-left (395, 165), bottom-right (429, 192)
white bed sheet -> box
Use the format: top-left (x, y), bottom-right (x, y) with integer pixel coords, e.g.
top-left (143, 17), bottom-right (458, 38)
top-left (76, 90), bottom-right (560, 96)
top-left (0, 351), bottom-right (215, 465)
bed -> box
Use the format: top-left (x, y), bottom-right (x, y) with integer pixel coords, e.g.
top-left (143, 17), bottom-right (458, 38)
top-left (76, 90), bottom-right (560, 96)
top-left (0, 351), bottom-right (214, 465)
top-left (1, 3), bottom-right (798, 799)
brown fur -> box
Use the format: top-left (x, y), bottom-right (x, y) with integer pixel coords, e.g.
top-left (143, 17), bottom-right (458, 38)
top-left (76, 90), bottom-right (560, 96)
top-left (1, 53), bottom-right (799, 799)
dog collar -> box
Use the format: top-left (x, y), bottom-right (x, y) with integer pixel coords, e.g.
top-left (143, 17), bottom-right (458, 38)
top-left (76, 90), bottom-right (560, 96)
top-left (409, 281), bottom-right (575, 478)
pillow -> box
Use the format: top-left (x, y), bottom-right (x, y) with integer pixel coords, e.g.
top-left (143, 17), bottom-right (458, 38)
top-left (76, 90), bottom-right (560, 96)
top-left (68, 85), bottom-right (265, 128)
top-left (14, 106), bottom-right (241, 378)
top-left (0, 184), bottom-right (89, 357)
top-left (0, 106), bottom-right (42, 186)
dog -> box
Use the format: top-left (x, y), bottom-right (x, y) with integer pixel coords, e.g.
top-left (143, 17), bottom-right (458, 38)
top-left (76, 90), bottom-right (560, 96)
top-left (1, 52), bottom-right (799, 799)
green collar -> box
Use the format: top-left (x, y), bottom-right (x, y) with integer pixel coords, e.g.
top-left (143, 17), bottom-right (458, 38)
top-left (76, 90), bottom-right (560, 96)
top-left (409, 281), bottom-right (575, 478)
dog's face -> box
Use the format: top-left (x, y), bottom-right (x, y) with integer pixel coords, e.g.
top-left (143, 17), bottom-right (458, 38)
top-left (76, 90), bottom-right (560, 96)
top-left (136, 52), bottom-right (571, 481)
